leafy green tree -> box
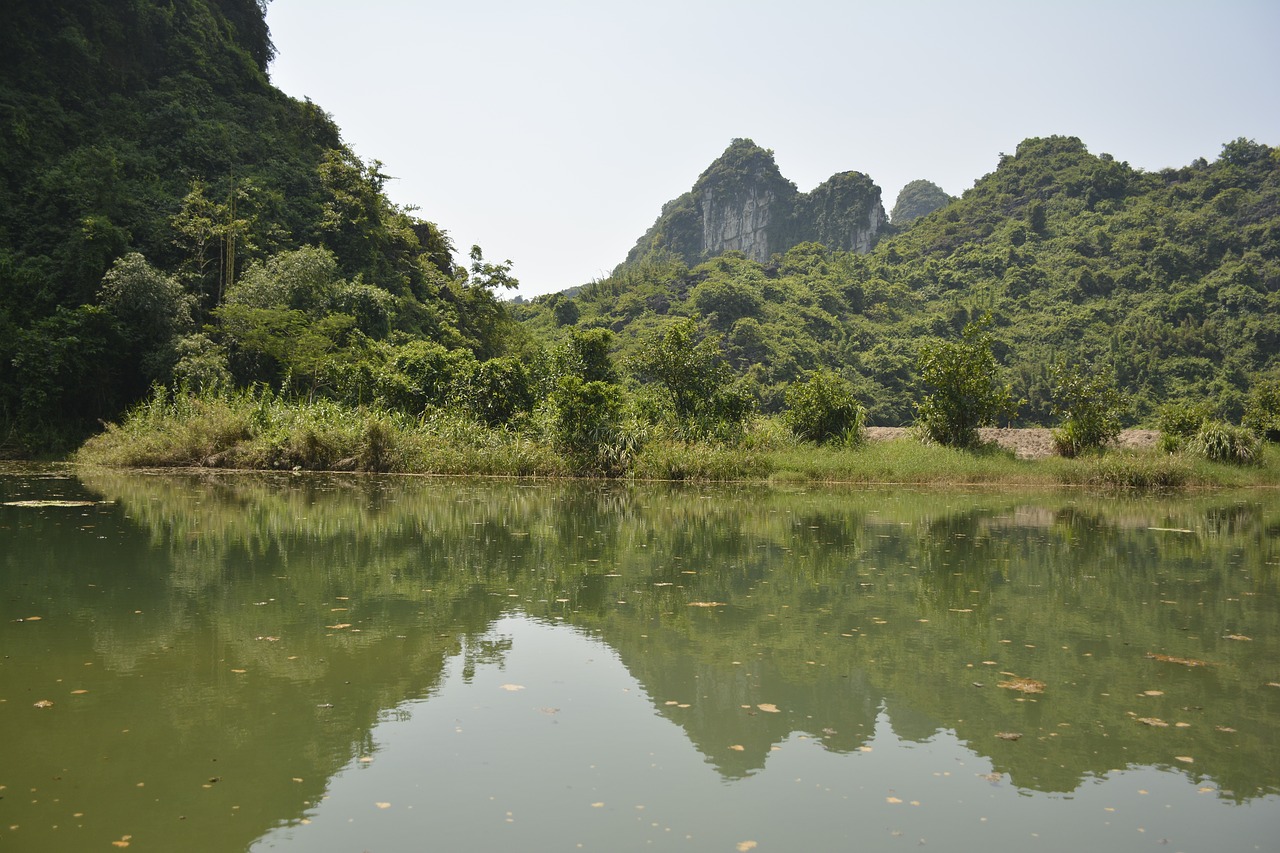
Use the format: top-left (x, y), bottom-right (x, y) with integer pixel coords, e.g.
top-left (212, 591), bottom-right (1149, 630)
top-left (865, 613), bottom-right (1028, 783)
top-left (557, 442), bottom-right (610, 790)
top-left (914, 316), bottom-right (1016, 448)
top-left (552, 298), bottom-right (580, 327)
top-left (226, 246), bottom-right (394, 338)
top-left (97, 253), bottom-right (195, 390)
top-left (226, 246), bottom-right (343, 313)
top-left (374, 340), bottom-right (475, 414)
top-left (1027, 200), bottom-right (1047, 235)
top-left (170, 333), bottom-right (232, 393)
top-left (215, 304), bottom-right (358, 399)
top-left (1049, 363), bottom-right (1123, 457)
top-left (691, 276), bottom-right (764, 328)
top-left (565, 325), bottom-right (614, 381)
top-left (10, 306), bottom-right (118, 436)
top-left (783, 370), bottom-right (865, 445)
top-left (466, 245), bottom-right (519, 291)
top-left (629, 319), bottom-right (753, 440)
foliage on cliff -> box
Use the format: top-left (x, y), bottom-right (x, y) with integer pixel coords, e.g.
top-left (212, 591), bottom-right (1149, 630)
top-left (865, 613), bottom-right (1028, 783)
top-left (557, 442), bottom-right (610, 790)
top-left (890, 179), bottom-right (954, 225)
top-left (520, 135), bottom-right (1280, 428)
top-left (0, 0), bottom-right (520, 452)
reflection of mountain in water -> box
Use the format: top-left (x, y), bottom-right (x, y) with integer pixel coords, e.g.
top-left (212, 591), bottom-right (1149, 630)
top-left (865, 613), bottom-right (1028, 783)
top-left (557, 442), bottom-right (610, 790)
top-left (8, 469), bottom-right (1275, 848)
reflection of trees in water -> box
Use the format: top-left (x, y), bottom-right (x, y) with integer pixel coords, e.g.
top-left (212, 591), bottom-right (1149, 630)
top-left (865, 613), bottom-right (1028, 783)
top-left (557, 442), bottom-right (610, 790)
top-left (52, 471), bottom-right (1280, 802)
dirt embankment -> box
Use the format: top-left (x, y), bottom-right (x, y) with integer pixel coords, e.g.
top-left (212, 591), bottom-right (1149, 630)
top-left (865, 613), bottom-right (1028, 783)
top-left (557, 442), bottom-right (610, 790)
top-left (865, 427), bottom-right (1161, 460)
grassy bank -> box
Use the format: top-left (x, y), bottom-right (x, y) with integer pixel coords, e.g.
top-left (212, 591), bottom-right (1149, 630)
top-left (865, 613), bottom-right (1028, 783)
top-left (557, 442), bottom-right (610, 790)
top-left (76, 389), bottom-right (1280, 490)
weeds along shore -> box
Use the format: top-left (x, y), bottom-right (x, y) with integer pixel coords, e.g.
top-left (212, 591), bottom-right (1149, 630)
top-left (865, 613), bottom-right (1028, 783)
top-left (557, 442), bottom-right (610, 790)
top-left (75, 389), bottom-right (1279, 490)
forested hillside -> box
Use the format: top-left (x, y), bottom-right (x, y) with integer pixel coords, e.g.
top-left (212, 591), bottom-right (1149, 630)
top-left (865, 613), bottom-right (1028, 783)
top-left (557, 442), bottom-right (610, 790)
top-left (0, 0), bottom-right (521, 452)
top-left (5, 3), bottom-right (1277, 467)
top-left (518, 136), bottom-right (1280, 427)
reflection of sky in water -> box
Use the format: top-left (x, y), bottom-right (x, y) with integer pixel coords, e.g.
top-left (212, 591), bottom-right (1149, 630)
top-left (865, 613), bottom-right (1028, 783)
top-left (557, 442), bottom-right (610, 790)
top-left (254, 615), bottom-right (1280, 853)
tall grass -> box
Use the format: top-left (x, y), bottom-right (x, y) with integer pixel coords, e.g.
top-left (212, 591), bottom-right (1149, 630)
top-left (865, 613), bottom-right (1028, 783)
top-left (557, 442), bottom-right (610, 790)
top-left (1188, 421), bottom-right (1262, 466)
top-left (76, 387), bottom-right (565, 475)
top-left (76, 389), bottom-right (1280, 489)
top-left (1056, 452), bottom-right (1191, 492)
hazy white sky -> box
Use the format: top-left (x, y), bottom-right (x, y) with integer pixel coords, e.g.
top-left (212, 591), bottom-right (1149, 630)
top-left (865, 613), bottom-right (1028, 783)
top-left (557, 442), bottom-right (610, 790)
top-left (265, 0), bottom-right (1280, 297)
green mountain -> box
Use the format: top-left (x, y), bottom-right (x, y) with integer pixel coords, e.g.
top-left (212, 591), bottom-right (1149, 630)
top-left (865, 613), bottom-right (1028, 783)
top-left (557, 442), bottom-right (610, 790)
top-left (520, 136), bottom-right (1280, 426)
top-left (0, 0), bottom-right (518, 452)
top-left (890, 179), bottom-right (954, 225)
top-left (624, 139), bottom-right (887, 268)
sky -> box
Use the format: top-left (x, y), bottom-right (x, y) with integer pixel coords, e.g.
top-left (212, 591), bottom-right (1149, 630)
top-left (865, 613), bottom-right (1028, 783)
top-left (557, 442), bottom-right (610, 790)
top-left (264, 0), bottom-right (1280, 298)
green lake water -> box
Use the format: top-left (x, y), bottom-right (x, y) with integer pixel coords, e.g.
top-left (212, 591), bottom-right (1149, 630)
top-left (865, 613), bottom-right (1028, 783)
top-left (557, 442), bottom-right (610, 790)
top-left (1, 466), bottom-right (1278, 851)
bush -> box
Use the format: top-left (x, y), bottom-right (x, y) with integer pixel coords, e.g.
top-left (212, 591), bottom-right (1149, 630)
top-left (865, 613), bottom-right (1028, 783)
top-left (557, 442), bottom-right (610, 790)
top-left (1156, 400), bottom-right (1215, 452)
top-left (1188, 421), bottom-right (1261, 465)
top-left (914, 315), bottom-right (1016, 448)
top-left (1243, 379), bottom-right (1280, 442)
top-left (1074, 453), bottom-right (1190, 492)
top-left (783, 370), bottom-right (865, 446)
top-left (453, 356), bottom-right (535, 426)
top-left (1049, 363), bottom-right (1122, 457)
top-left (376, 341), bottom-right (474, 414)
top-left (551, 376), bottom-right (635, 475)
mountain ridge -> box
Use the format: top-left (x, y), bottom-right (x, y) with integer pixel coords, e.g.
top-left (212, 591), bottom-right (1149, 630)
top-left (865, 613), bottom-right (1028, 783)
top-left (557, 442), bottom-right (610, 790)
top-left (623, 138), bottom-right (888, 269)
top-left (518, 134), bottom-right (1280, 427)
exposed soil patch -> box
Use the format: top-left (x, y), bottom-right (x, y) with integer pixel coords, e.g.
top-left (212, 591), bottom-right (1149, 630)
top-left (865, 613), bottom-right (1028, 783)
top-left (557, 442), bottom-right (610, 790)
top-left (865, 427), bottom-right (1160, 460)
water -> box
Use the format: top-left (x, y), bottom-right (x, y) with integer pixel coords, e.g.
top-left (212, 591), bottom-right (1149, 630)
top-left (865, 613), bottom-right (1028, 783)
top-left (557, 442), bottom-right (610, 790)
top-left (2, 467), bottom-right (1277, 851)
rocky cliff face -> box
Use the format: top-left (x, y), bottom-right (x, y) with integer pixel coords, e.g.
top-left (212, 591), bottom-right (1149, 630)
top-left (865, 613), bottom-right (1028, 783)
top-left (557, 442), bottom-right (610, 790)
top-left (625, 139), bottom-right (886, 268)
top-left (701, 182), bottom-right (779, 262)
top-left (793, 170), bottom-right (885, 254)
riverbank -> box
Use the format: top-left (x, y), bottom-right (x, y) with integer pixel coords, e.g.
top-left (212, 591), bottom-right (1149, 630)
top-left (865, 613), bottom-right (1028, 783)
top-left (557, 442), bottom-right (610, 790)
top-left (72, 391), bottom-right (1278, 490)
top-left (866, 427), bottom-right (1161, 460)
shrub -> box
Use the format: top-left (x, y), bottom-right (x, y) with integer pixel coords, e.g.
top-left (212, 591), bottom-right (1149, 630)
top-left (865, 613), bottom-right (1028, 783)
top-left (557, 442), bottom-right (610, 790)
top-left (783, 370), bottom-right (865, 446)
top-left (1243, 379), bottom-right (1280, 442)
top-left (551, 376), bottom-right (634, 475)
top-left (1188, 421), bottom-right (1261, 465)
top-left (453, 356), bottom-right (535, 426)
top-left (558, 327), bottom-right (617, 385)
top-left (1049, 363), bottom-right (1122, 457)
top-left (1156, 400), bottom-right (1215, 452)
top-left (914, 315), bottom-right (1016, 448)
top-left (376, 340), bottom-right (474, 414)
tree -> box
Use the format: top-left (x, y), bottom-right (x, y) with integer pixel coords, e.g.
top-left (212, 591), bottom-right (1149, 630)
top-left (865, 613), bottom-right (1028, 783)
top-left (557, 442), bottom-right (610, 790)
top-left (1049, 362), bottom-right (1123, 457)
top-left (552, 298), bottom-right (580, 327)
top-left (226, 246), bottom-right (342, 313)
top-left (562, 327), bottom-right (617, 384)
top-left (97, 253), bottom-right (195, 389)
top-left (783, 370), bottom-right (865, 445)
top-left (215, 304), bottom-right (357, 399)
top-left (914, 315), bottom-right (1016, 448)
top-left (467, 245), bottom-right (519, 291)
top-left (629, 319), bottom-right (753, 441)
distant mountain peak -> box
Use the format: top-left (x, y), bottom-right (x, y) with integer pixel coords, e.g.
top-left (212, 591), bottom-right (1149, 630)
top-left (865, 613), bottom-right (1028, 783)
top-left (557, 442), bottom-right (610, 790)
top-left (624, 140), bottom-right (886, 268)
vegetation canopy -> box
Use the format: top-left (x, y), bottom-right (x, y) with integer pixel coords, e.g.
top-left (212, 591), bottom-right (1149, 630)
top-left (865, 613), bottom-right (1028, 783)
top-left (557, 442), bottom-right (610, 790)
top-left (3, 5), bottom-right (1278, 481)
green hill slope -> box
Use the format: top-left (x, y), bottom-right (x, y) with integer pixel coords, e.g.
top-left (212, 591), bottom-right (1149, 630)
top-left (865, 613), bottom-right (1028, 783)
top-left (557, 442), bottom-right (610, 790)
top-left (0, 0), bottom-right (518, 451)
top-left (519, 136), bottom-right (1280, 426)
